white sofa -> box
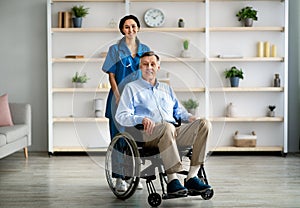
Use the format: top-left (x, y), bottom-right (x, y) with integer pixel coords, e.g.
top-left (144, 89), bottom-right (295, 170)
top-left (0, 103), bottom-right (31, 159)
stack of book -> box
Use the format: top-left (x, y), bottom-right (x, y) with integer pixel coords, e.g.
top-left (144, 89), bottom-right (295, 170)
top-left (58, 11), bottom-right (72, 28)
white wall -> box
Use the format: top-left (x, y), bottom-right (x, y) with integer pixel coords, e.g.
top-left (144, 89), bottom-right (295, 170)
top-left (0, 0), bottom-right (48, 151)
top-left (0, 0), bottom-right (299, 152)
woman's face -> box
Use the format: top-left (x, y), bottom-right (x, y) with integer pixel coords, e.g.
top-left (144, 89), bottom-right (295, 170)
top-left (122, 19), bottom-right (139, 39)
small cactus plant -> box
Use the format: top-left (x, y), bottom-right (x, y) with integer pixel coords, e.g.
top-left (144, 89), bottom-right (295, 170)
top-left (183, 39), bottom-right (189, 50)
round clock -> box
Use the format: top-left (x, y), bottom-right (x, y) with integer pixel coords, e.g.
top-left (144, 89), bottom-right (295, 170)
top-left (144, 8), bottom-right (165, 27)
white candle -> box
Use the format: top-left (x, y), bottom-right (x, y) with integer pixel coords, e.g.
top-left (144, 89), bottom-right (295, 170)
top-left (264, 41), bottom-right (270, 57)
top-left (271, 45), bottom-right (277, 57)
top-left (257, 42), bottom-right (263, 57)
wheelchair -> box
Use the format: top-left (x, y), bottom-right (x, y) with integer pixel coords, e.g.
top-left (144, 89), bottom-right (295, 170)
top-left (105, 125), bottom-right (214, 207)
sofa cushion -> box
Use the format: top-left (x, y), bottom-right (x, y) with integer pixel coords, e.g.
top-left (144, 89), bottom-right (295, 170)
top-left (0, 134), bottom-right (6, 147)
top-left (0, 94), bottom-right (14, 126)
top-left (0, 125), bottom-right (28, 144)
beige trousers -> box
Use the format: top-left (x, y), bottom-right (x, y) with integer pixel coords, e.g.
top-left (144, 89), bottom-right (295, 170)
top-left (142, 119), bottom-right (211, 174)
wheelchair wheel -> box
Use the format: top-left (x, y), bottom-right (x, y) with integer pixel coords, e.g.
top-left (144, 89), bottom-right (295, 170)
top-left (105, 132), bottom-right (141, 200)
top-left (148, 193), bottom-right (162, 207)
top-left (201, 188), bottom-right (214, 200)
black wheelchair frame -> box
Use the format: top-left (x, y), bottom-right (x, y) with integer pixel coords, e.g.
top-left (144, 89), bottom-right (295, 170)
top-left (105, 125), bottom-right (214, 207)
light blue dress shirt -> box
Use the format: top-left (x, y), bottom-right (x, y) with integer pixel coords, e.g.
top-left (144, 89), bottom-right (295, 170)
top-left (116, 78), bottom-right (191, 127)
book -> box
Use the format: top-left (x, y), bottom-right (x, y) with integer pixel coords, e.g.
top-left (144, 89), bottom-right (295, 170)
top-left (63, 12), bottom-right (72, 28)
top-left (58, 11), bottom-right (63, 28)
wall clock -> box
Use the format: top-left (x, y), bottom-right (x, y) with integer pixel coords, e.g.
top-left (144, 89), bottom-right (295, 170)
top-left (144, 8), bottom-right (165, 28)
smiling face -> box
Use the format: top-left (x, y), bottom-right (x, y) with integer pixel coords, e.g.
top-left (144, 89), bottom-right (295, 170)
top-left (140, 54), bottom-right (160, 85)
top-left (122, 19), bottom-right (139, 40)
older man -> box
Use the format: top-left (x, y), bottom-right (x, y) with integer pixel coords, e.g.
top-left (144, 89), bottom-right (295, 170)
top-left (116, 51), bottom-right (212, 196)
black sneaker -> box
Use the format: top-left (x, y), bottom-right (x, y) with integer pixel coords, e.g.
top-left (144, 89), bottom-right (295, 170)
top-left (167, 179), bottom-right (188, 196)
top-left (184, 176), bottom-right (211, 195)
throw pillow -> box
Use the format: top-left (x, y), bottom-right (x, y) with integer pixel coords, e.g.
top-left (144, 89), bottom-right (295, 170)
top-left (0, 93), bottom-right (14, 126)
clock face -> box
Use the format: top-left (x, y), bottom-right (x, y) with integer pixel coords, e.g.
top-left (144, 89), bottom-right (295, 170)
top-left (144, 9), bottom-right (165, 27)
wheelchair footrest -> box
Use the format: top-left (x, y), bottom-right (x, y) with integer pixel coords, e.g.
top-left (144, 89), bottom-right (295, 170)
top-left (162, 193), bottom-right (188, 200)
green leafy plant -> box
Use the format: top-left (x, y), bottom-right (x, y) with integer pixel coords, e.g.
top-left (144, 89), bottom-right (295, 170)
top-left (71, 5), bottom-right (89, 18)
top-left (183, 39), bottom-right (189, 50)
top-left (182, 99), bottom-right (199, 110)
top-left (236, 6), bottom-right (258, 22)
top-left (224, 66), bottom-right (244, 79)
top-left (72, 72), bottom-right (89, 83)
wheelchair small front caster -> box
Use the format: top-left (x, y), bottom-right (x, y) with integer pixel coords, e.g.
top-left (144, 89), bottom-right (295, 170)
top-left (148, 193), bottom-right (162, 207)
top-left (201, 188), bottom-right (214, 200)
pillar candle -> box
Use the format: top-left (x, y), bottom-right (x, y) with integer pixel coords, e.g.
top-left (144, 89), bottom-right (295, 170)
top-left (257, 42), bottom-right (263, 57)
top-left (271, 45), bottom-right (277, 57)
top-left (264, 41), bottom-right (270, 57)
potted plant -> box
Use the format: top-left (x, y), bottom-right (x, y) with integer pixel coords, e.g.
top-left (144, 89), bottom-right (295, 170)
top-left (224, 66), bottom-right (244, 87)
top-left (182, 98), bottom-right (199, 114)
top-left (72, 72), bottom-right (89, 88)
top-left (236, 6), bottom-right (258, 27)
top-left (268, 105), bottom-right (276, 117)
top-left (71, 5), bottom-right (89, 28)
top-left (181, 39), bottom-right (191, 58)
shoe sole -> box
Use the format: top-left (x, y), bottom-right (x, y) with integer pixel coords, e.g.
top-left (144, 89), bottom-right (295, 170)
top-left (167, 189), bottom-right (188, 196)
top-left (188, 188), bottom-right (212, 196)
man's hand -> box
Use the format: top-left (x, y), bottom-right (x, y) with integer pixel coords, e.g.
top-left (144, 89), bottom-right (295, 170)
top-left (142, 117), bottom-right (155, 135)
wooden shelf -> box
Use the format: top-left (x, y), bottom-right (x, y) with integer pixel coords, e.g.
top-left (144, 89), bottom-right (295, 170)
top-left (209, 27), bottom-right (284, 32)
top-left (210, 146), bottom-right (283, 153)
top-left (52, 58), bottom-right (104, 63)
top-left (52, 27), bottom-right (205, 33)
top-left (209, 117), bottom-right (284, 122)
top-left (130, 0), bottom-right (204, 2)
top-left (174, 88), bottom-right (205, 92)
top-left (52, 88), bottom-right (109, 93)
top-left (52, 57), bottom-right (204, 63)
top-left (141, 27), bottom-right (205, 32)
top-left (208, 57), bottom-right (284, 62)
top-left (52, 0), bottom-right (124, 2)
top-left (210, 0), bottom-right (283, 2)
top-left (52, 28), bottom-right (119, 33)
top-left (53, 117), bottom-right (108, 123)
top-left (209, 87), bottom-right (284, 92)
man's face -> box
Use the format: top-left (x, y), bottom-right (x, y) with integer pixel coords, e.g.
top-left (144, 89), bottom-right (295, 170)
top-left (140, 55), bottom-right (160, 84)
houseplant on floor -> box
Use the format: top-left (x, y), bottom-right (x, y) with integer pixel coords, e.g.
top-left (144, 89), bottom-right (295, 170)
top-left (71, 5), bottom-right (89, 28)
top-left (224, 66), bottom-right (244, 87)
top-left (182, 98), bottom-right (199, 115)
top-left (72, 72), bottom-right (89, 88)
top-left (236, 6), bottom-right (258, 27)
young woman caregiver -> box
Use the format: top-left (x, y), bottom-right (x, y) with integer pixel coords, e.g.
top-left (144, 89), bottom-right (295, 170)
top-left (102, 15), bottom-right (150, 191)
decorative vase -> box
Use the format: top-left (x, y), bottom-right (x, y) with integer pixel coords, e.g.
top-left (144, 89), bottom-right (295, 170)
top-left (178, 19), bottom-right (185, 28)
top-left (74, 82), bottom-right (84, 88)
top-left (72, 17), bottom-right (82, 28)
top-left (226, 102), bottom-right (237, 117)
top-left (230, 77), bottom-right (240, 87)
top-left (187, 108), bottom-right (196, 115)
top-left (274, 74), bottom-right (280, 87)
top-left (244, 18), bottom-right (253, 27)
top-left (268, 111), bottom-right (275, 117)
top-left (181, 49), bottom-right (191, 58)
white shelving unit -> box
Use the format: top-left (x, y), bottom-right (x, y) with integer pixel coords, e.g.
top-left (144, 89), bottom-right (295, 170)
top-left (47, 0), bottom-right (288, 154)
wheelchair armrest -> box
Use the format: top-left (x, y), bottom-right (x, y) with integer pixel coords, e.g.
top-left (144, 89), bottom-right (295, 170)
top-left (134, 118), bottom-right (181, 129)
top-left (135, 124), bottom-right (144, 130)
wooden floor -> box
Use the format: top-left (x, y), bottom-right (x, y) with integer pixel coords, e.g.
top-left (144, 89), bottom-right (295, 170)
top-left (0, 151), bottom-right (300, 208)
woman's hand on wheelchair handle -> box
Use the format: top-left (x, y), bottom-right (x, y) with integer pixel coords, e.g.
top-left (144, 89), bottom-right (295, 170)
top-left (188, 116), bottom-right (197, 123)
top-left (142, 117), bottom-right (155, 135)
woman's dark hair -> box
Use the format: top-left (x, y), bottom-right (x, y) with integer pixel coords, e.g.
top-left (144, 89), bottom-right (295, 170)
top-left (119, 15), bottom-right (141, 35)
